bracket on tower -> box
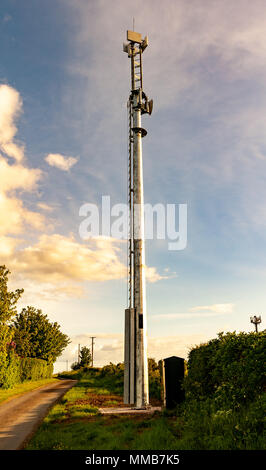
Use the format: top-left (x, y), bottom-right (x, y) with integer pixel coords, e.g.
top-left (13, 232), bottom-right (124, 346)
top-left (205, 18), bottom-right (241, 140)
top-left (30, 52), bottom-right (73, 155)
top-left (132, 126), bottom-right (147, 137)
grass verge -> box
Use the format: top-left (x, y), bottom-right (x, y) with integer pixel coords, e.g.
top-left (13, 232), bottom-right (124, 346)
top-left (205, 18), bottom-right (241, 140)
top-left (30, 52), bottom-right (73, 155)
top-left (0, 377), bottom-right (60, 404)
top-left (25, 369), bottom-right (265, 450)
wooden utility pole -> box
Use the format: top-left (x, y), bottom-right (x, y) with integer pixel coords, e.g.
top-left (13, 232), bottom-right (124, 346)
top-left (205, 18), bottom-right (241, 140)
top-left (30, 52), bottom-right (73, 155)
top-left (90, 337), bottom-right (96, 367)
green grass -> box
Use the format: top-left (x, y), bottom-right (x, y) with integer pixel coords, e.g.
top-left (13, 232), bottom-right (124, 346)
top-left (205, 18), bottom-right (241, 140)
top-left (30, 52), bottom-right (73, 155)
top-left (26, 369), bottom-right (265, 450)
top-left (0, 377), bottom-right (59, 404)
top-left (27, 415), bottom-right (181, 450)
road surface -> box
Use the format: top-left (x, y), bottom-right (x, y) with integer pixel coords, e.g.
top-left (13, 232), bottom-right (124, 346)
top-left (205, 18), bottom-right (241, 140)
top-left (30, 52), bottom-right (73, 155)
top-left (0, 379), bottom-right (77, 450)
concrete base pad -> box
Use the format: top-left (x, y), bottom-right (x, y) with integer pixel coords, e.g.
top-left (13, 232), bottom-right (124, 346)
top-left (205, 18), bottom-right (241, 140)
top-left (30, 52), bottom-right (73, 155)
top-left (99, 406), bottom-right (162, 415)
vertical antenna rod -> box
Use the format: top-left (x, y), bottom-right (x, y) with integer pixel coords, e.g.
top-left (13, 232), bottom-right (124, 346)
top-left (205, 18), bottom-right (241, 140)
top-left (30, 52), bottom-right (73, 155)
top-left (123, 30), bottom-right (153, 408)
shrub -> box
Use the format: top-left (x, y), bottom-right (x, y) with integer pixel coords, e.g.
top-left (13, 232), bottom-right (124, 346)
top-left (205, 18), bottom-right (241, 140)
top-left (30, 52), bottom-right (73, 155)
top-left (19, 357), bottom-right (53, 382)
top-left (177, 393), bottom-right (266, 450)
top-left (100, 359), bottom-right (162, 400)
top-left (0, 350), bottom-right (21, 389)
top-left (148, 358), bottom-right (161, 400)
top-left (0, 354), bottom-right (53, 389)
top-left (100, 362), bottom-right (124, 378)
top-left (184, 331), bottom-right (266, 409)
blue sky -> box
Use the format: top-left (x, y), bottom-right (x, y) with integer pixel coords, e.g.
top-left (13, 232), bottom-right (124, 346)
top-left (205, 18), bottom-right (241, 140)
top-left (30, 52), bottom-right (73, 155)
top-left (0, 0), bottom-right (265, 369)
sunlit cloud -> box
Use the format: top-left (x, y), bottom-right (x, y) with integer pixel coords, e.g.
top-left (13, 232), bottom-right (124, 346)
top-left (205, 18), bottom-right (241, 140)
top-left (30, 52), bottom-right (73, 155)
top-left (0, 236), bottom-right (21, 257)
top-left (0, 84), bottom-right (44, 240)
top-left (0, 156), bottom-right (41, 193)
top-left (3, 233), bottom-right (165, 301)
top-left (0, 84), bottom-right (24, 162)
top-left (145, 266), bottom-right (176, 283)
top-left (0, 176), bottom-right (44, 237)
top-left (7, 234), bottom-right (125, 283)
top-left (45, 153), bottom-right (78, 171)
top-left (36, 202), bottom-right (55, 212)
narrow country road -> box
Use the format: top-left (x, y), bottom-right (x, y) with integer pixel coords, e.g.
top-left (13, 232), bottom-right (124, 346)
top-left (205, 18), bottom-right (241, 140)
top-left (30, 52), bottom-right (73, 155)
top-left (0, 379), bottom-right (77, 450)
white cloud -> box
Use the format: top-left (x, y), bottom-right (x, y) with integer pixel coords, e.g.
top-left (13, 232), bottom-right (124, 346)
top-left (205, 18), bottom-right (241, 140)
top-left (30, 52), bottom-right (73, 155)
top-left (2, 232), bottom-right (165, 302)
top-left (45, 153), bottom-right (78, 171)
top-left (15, 279), bottom-right (85, 305)
top-left (145, 266), bottom-right (177, 283)
top-left (0, 84), bottom-right (44, 240)
top-left (0, 155), bottom-right (43, 238)
top-left (0, 192), bottom-right (44, 236)
top-left (7, 234), bottom-right (126, 284)
top-left (0, 156), bottom-right (41, 193)
top-left (151, 304), bottom-right (235, 321)
top-left (190, 303), bottom-right (235, 314)
top-left (36, 202), bottom-right (55, 212)
top-left (0, 84), bottom-right (24, 161)
top-left (152, 312), bottom-right (228, 320)
top-left (0, 236), bottom-right (21, 257)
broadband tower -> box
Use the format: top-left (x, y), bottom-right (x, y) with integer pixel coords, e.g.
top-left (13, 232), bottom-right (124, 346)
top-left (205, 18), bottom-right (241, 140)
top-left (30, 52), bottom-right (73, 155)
top-left (123, 30), bottom-right (153, 408)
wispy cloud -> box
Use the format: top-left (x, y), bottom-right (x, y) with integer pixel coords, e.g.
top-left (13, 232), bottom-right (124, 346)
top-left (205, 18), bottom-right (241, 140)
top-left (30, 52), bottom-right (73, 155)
top-left (151, 303), bottom-right (234, 320)
top-left (145, 266), bottom-right (177, 283)
top-left (36, 202), bottom-right (55, 212)
top-left (190, 303), bottom-right (235, 314)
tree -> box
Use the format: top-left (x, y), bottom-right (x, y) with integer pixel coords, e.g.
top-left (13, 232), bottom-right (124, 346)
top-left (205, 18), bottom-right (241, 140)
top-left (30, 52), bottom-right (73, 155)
top-left (0, 266), bottom-right (23, 384)
top-left (13, 307), bottom-right (70, 364)
top-left (71, 346), bottom-right (92, 370)
top-left (0, 266), bottom-right (24, 324)
top-left (79, 346), bottom-right (92, 367)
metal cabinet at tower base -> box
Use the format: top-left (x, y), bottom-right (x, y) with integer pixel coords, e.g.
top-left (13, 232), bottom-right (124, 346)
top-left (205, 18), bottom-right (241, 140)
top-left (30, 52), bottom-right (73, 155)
top-left (160, 356), bottom-right (185, 409)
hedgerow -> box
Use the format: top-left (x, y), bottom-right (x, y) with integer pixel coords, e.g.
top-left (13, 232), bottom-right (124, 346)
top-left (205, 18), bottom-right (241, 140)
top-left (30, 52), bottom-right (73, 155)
top-left (183, 330), bottom-right (266, 409)
top-left (0, 350), bottom-right (53, 389)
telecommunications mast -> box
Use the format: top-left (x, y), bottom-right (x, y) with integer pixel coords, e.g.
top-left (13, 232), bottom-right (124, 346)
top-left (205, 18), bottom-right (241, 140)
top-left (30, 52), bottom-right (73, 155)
top-left (123, 30), bottom-right (153, 409)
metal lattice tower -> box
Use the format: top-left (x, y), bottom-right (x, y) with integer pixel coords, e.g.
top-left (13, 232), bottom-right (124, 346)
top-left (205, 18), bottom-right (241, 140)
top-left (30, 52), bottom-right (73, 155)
top-left (123, 30), bottom-right (153, 408)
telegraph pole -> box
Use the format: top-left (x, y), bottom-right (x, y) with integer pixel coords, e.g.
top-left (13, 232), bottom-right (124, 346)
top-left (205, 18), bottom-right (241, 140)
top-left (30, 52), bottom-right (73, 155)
top-left (123, 30), bottom-right (153, 409)
top-left (78, 344), bottom-right (80, 364)
top-left (90, 336), bottom-right (96, 367)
